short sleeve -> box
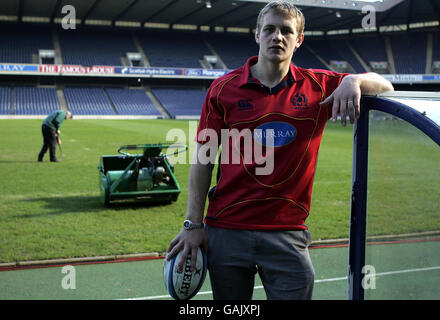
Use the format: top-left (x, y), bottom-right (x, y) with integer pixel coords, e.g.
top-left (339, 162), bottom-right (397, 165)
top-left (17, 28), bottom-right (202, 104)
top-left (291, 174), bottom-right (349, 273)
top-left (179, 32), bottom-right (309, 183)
top-left (196, 84), bottom-right (226, 145)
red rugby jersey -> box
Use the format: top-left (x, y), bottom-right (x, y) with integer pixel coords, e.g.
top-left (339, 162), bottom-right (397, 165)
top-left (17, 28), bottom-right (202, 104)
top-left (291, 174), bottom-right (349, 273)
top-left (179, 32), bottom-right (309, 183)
top-left (197, 56), bottom-right (348, 230)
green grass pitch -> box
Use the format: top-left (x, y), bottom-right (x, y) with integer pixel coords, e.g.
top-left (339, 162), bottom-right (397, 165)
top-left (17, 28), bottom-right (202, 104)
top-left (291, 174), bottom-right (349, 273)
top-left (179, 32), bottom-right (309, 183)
top-left (0, 118), bottom-right (438, 263)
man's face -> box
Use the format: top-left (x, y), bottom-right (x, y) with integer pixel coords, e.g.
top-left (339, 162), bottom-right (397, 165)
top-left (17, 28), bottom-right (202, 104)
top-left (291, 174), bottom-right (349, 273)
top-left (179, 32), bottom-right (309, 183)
top-left (256, 10), bottom-right (304, 63)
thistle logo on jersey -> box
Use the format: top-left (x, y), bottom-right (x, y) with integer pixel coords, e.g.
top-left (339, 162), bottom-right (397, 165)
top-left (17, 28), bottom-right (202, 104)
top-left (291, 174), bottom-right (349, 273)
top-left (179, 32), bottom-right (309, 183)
top-left (254, 122), bottom-right (297, 147)
top-left (292, 93), bottom-right (308, 107)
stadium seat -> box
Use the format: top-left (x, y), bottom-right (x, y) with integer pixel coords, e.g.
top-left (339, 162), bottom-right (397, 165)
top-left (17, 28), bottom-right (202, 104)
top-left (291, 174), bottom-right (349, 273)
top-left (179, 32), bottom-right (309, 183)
top-left (59, 28), bottom-right (137, 66)
top-left (14, 87), bottom-right (60, 115)
top-left (0, 25), bottom-right (53, 64)
top-left (64, 87), bottom-right (115, 115)
top-left (151, 87), bottom-right (206, 118)
top-left (105, 88), bottom-right (161, 116)
top-left (207, 33), bottom-right (258, 70)
top-left (0, 86), bottom-right (12, 115)
top-left (137, 31), bottom-right (212, 68)
top-left (390, 33), bottom-right (427, 74)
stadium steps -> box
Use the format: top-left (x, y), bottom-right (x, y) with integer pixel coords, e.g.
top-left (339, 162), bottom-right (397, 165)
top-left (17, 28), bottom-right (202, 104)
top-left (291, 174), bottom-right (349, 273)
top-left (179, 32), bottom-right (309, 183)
top-left (204, 40), bottom-right (228, 69)
top-left (384, 36), bottom-right (396, 74)
top-left (120, 55), bottom-right (129, 66)
top-left (103, 88), bottom-right (119, 115)
top-left (144, 86), bottom-right (171, 119)
top-left (199, 58), bottom-right (210, 69)
top-left (52, 29), bottom-right (63, 64)
top-left (32, 53), bottom-right (39, 64)
top-left (426, 33), bottom-right (433, 74)
top-left (56, 86), bottom-right (69, 112)
top-left (304, 44), bottom-right (332, 70)
top-left (345, 41), bottom-right (371, 72)
top-left (11, 87), bottom-right (15, 115)
top-left (132, 34), bottom-right (151, 67)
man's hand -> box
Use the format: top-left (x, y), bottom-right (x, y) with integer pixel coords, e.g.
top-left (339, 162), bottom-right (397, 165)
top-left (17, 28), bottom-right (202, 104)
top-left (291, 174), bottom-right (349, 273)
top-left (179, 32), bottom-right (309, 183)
top-left (56, 130), bottom-right (62, 145)
top-left (166, 145), bottom-right (213, 273)
top-left (320, 75), bottom-right (361, 126)
top-left (320, 73), bottom-right (394, 126)
top-left (166, 228), bottom-right (207, 272)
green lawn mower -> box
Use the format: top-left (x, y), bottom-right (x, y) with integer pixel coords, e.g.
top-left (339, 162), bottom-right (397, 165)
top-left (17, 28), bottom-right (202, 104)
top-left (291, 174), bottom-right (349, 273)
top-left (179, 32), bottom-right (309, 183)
top-left (98, 143), bottom-right (187, 206)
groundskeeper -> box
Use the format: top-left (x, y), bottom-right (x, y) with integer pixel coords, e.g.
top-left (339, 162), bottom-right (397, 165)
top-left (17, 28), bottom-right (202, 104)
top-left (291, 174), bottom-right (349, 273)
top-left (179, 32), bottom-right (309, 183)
top-left (38, 110), bottom-right (72, 162)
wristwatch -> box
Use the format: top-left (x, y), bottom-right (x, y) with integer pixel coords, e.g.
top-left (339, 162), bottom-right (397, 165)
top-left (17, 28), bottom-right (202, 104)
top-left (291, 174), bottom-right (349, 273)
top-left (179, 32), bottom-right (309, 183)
top-left (183, 219), bottom-right (204, 230)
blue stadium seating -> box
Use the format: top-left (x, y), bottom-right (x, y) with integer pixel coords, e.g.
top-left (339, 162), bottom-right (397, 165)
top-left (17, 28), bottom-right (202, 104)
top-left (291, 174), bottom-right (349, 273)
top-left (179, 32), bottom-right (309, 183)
top-left (64, 87), bottom-right (115, 115)
top-left (391, 33), bottom-right (427, 74)
top-left (14, 87), bottom-right (60, 115)
top-left (331, 39), bottom-right (366, 73)
top-left (59, 28), bottom-right (137, 66)
top-left (2, 85), bottom-right (165, 116)
top-left (0, 86), bottom-right (11, 115)
top-left (138, 31), bottom-right (212, 68)
top-left (0, 25), bottom-right (53, 64)
top-left (0, 24), bottom-right (433, 75)
top-left (207, 33), bottom-right (259, 70)
top-left (0, 25), bottom-right (437, 117)
top-left (293, 43), bottom-right (328, 69)
top-left (152, 87), bottom-right (206, 117)
top-left (431, 32), bottom-right (440, 62)
top-left (105, 88), bottom-right (161, 116)
top-left (306, 38), bottom-right (366, 73)
top-left (351, 35), bottom-right (388, 64)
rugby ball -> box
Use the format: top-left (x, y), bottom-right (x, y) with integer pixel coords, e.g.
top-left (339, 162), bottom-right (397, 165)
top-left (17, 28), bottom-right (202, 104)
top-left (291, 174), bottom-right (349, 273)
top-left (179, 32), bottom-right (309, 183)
top-left (163, 247), bottom-right (207, 300)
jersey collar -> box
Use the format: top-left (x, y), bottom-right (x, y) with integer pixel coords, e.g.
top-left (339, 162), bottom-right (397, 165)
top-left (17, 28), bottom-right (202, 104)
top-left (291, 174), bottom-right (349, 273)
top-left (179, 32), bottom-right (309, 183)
top-left (239, 56), bottom-right (305, 91)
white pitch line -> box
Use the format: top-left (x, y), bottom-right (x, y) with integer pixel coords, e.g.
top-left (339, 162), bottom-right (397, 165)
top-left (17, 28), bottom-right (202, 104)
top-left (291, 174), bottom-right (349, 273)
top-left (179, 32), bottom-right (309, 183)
top-left (119, 266), bottom-right (440, 300)
top-left (373, 265), bottom-right (440, 277)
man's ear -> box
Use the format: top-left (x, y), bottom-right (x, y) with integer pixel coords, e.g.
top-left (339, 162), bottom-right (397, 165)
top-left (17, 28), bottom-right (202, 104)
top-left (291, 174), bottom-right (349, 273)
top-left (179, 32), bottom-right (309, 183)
top-left (255, 30), bottom-right (260, 45)
top-left (295, 33), bottom-right (304, 49)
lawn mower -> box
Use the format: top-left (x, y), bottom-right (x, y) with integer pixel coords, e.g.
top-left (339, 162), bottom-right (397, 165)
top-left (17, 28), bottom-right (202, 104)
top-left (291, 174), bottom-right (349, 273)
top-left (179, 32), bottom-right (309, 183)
top-left (98, 143), bottom-right (187, 206)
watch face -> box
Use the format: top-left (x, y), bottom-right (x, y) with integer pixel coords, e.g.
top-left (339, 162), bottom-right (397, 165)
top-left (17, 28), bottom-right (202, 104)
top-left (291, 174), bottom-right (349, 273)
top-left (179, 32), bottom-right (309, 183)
top-left (184, 220), bottom-right (202, 230)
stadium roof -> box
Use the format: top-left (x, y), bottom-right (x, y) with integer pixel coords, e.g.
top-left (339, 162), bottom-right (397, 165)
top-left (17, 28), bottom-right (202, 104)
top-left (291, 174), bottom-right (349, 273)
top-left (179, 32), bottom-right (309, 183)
top-left (0, 0), bottom-right (439, 33)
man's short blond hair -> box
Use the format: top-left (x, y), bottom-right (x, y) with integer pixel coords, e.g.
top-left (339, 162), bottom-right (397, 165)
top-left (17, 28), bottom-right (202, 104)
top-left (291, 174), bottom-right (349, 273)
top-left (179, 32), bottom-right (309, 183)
top-left (256, 1), bottom-right (305, 36)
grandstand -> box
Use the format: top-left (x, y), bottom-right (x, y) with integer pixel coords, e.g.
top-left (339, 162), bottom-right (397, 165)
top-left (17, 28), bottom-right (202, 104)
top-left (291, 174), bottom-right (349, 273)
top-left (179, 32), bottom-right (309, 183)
top-left (137, 31), bottom-right (212, 68)
top-left (208, 32), bottom-right (259, 69)
top-left (0, 86), bottom-right (11, 115)
top-left (106, 87), bottom-right (161, 116)
top-left (151, 87), bottom-right (206, 118)
top-left (14, 86), bottom-right (60, 115)
top-left (350, 35), bottom-right (389, 73)
top-left (390, 32), bottom-right (428, 74)
top-left (59, 28), bottom-right (138, 67)
top-left (64, 87), bottom-right (115, 115)
top-left (0, 25), bottom-right (53, 64)
top-left (0, 0), bottom-right (438, 117)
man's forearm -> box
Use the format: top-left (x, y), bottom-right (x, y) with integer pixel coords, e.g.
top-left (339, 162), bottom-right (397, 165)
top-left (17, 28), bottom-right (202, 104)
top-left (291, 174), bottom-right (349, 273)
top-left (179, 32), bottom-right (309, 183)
top-left (185, 150), bottom-right (214, 223)
top-left (347, 72), bottom-right (394, 95)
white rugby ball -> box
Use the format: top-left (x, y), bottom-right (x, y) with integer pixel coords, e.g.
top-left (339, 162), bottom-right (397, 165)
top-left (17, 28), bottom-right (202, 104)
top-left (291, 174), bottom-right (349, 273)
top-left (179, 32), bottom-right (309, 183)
top-left (163, 248), bottom-right (207, 300)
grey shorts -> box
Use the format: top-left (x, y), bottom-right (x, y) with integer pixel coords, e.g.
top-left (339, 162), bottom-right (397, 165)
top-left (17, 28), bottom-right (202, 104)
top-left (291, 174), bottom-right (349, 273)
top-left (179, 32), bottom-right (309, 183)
top-left (206, 225), bottom-right (315, 300)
